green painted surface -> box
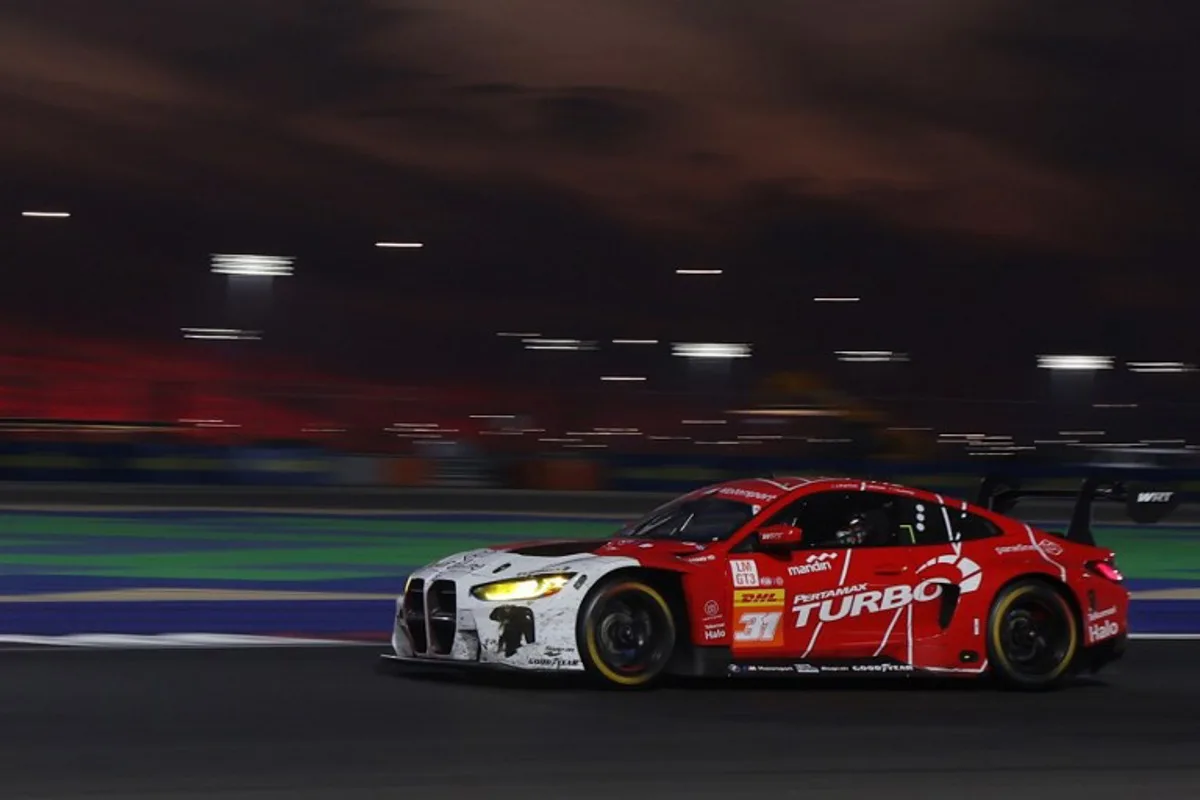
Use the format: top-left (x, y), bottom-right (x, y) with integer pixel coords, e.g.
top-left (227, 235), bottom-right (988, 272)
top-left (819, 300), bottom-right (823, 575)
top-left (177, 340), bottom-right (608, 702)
top-left (0, 512), bottom-right (1198, 590)
top-left (1093, 527), bottom-right (1200, 583)
top-left (0, 512), bottom-right (616, 589)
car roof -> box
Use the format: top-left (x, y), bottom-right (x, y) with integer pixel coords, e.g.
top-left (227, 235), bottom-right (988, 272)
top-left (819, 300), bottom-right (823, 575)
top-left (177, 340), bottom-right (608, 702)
top-left (700, 475), bottom-right (949, 507)
top-left (699, 476), bottom-right (850, 505)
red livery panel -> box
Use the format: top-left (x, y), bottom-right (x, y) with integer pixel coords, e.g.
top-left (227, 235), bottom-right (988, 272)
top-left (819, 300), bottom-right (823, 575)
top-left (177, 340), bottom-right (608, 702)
top-left (609, 475), bottom-right (1136, 687)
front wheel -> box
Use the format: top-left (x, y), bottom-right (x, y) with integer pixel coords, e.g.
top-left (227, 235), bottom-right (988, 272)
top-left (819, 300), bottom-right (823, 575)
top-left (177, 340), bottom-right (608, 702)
top-left (986, 580), bottom-right (1080, 690)
top-left (577, 577), bottom-right (676, 688)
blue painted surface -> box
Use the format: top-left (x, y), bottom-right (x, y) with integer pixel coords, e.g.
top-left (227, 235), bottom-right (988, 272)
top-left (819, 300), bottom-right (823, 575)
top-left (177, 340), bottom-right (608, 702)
top-left (0, 595), bottom-right (1193, 637)
top-left (0, 600), bottom-right (392, 637)
top-left (1129, 602), bottom-right (1200, 634)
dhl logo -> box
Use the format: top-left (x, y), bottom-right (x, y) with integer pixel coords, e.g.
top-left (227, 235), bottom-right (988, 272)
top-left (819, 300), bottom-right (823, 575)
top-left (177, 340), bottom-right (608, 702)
top-left (734, 588), bottom-right (785, 606)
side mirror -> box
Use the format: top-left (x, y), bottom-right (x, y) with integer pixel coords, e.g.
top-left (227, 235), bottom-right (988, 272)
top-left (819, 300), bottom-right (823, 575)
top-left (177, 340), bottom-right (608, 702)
top-left (757, 523), bottom-right (804, 550)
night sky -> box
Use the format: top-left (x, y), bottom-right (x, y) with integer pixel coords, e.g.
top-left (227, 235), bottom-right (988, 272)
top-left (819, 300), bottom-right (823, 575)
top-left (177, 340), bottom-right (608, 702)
top-left (1, 1), bottom-right (1196, 406)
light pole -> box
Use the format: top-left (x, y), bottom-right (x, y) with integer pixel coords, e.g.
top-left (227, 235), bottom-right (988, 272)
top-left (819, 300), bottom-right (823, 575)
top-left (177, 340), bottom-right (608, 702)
top-left (210, 253), bottom-right (293, 332)
top-left (1037, 354), bottom-right (1114, 439)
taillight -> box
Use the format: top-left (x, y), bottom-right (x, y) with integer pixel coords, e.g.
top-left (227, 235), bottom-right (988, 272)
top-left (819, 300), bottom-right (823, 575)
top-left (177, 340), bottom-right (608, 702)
top-left (1087, 559), bottom-right (1124, 583)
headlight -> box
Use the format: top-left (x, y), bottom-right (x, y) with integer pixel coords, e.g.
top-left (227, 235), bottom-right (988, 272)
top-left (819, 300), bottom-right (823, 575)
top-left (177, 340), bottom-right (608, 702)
top-left (470, 573), bottom-right (575, 602)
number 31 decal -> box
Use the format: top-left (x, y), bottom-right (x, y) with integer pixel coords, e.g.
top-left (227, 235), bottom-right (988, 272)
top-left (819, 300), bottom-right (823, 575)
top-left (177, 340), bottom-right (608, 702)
top-left (734, 611), bottom-right (782, 644)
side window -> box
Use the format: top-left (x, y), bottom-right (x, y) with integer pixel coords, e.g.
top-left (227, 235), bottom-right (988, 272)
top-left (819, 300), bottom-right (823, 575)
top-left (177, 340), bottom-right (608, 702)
top-left (891, 498), bottom-right (949, 546)
top-left (766, 490), bottom-right (956, 548)
top-left (884, 499), bottom-right (1001, 544)
top-left (765, 491), bottom-right (905, 549)
top-left (945, 507), bottom-right (1003, 541)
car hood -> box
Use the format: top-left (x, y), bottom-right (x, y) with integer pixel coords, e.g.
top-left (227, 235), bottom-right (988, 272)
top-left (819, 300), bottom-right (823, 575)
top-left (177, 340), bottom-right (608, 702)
top-left (413, 537), bottom-right (712, 583)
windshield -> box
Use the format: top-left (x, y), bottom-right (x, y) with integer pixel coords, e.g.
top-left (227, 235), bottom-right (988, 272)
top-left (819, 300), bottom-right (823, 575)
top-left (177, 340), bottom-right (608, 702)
top-left (619, 496), bottom-right (757, 543)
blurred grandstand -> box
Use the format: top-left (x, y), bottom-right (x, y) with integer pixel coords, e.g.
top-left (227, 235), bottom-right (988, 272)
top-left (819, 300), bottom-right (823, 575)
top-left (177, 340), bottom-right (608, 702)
top-left (1, 322), bottom-right (1197, 466)
top-left (0, 322), bottom-right (915, 457)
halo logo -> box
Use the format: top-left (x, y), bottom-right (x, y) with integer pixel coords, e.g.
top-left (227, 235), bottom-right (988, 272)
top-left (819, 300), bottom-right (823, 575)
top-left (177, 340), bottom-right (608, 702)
top-left (1089, 621), bottom-right (1119, 642)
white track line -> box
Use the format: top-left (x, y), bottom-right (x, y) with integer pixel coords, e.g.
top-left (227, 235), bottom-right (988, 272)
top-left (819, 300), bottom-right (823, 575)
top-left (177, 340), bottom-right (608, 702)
top-left (1129, 633), bottom-right (1200, 640)
top-left (0, 633), bottom-right (379, 649)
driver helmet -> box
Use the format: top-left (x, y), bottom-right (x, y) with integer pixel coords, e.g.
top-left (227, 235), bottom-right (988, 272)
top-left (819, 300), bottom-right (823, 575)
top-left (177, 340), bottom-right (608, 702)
top-left (835, 515), bottom-right (873, 546)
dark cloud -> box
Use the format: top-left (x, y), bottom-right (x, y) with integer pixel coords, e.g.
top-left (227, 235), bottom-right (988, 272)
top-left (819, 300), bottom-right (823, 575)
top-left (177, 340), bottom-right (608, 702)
top-left (533, 87), bottom-right (665, 151)
top-left (683, 150), bottom-right (737, 170)
top-left (5, 0), bottom-right (1189, 252)
top-left (453, 82), bottom-right (531, 96)
top-left (0, 0), bottom-right (1197, 390)
top-left (731, 0), bottom-right (1196, 242)
top-left (162, 1), bottom-right (435, 112)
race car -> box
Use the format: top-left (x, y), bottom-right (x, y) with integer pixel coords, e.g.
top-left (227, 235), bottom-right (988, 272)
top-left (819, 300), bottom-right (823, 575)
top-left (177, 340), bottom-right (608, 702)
top-left (381, 474), bottom-right (1178, 689)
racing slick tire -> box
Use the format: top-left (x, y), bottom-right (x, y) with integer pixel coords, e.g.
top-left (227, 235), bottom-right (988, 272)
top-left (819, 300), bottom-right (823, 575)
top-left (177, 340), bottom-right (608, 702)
top-left (986, 579), bottom-right (1081, 691)
top-left (577, 576), bottom-right (677, 689)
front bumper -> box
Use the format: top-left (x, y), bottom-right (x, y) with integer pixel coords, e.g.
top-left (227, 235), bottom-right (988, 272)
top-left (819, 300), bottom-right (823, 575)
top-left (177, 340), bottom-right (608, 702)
top-left (390, 574), bottom-right (586, 672)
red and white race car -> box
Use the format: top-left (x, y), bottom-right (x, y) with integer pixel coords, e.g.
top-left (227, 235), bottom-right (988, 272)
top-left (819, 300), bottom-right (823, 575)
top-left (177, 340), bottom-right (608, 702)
top-left (383, 475), bottom-right (1176, 689)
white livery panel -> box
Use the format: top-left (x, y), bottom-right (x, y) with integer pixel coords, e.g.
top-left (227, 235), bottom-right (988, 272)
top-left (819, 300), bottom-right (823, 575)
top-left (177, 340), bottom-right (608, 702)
top-left (392, 547), bottom-right (641, 671)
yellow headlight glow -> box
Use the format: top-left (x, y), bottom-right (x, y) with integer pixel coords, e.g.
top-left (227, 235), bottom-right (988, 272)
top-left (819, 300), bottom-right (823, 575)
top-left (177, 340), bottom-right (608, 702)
top-left (472, 574), bottom-right (574, 602)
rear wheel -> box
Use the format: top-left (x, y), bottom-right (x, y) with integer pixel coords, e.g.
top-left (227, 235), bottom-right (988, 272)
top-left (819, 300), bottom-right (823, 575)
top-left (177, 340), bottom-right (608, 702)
top-left (577, 577), bottom-right (676, 688)
top-left (986, 580), bottom-right (1080, 690)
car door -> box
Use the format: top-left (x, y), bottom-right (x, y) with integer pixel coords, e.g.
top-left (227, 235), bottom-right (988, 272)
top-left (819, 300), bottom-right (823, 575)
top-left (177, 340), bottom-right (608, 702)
top-left (824, 490), bottom-right (991, 663)
top-left (776, 489), bottom-right (912, 659)
top-left (725, 489), bottom-right (891, 661)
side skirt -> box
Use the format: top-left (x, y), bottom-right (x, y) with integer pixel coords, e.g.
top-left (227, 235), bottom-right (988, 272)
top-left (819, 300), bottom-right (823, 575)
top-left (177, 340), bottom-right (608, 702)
top-left (668, 646), bottom-right (986, 679)
top-left (377, 653), bottom-right (576, 676)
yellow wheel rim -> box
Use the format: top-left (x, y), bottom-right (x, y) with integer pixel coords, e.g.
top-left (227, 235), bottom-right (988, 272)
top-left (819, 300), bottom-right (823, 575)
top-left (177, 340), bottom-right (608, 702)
top-left (990, 584), bottom-right (1078, 682)
top-left (584, 581), bottom-right (673, 686)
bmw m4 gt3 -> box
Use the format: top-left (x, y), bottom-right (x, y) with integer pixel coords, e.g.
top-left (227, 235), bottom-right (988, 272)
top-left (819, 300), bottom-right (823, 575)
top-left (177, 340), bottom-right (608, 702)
top-left (382, 475), bottom-right (1175, 689)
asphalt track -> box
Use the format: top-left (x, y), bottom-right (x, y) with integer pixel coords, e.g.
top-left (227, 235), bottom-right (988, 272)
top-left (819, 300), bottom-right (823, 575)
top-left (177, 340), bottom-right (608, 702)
top-left (2, 642), bottom-right (1200, 799)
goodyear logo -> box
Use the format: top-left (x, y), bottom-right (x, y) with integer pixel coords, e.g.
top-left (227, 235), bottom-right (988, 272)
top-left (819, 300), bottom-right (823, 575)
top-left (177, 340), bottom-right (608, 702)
top-left (734, 589), bottom-right (785, 607)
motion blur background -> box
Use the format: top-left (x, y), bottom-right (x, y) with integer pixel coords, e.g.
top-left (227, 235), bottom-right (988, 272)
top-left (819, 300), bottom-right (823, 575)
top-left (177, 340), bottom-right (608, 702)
top-left (1, 0), bottom-right (1197, 491)
top-left (5, 7), bottom-right (1200, 799)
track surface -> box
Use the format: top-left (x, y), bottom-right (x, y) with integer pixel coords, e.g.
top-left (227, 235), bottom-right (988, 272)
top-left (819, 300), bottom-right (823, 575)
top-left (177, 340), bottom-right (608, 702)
top-left (2, 643), bottom-right (1199, 799)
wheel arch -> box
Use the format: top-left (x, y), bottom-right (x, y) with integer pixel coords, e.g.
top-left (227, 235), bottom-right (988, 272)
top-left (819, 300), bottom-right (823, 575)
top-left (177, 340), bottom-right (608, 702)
top-left (573, 565), bottom-right (690, 687)
top-left (990, 570), bottom-right (1085, 629)
top-left (984, 570), bottom-right (1086, 684)
top-left (578, 566), bottom-right (693, 655)
top-left (582, 566), bottom-right (691, 629)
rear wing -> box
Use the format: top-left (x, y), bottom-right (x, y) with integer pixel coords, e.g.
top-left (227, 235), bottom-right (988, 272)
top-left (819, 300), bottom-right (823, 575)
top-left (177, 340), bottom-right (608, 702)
top-left (975, 475), bottom-right (1180, 546)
